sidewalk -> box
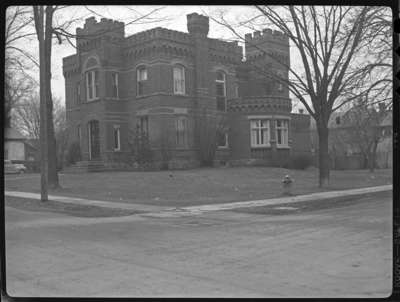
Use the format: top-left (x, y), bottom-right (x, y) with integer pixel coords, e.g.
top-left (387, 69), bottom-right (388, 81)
top-left (4, 191), bottom-right (173, 213)
top-left (5, 184), bottom-right (392, 218)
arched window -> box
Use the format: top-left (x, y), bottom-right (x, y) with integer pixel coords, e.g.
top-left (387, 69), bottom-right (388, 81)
top-left (216, 71), bottom-right (226, 111)
top-left (173, 65), bottom-right (185, 95)
top-left (137, 66), bottom-right (147, 96)
top-left (84, 57), bottom-right (100, 102)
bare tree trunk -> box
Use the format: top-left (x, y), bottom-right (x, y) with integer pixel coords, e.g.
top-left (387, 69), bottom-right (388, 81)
top-left (44, 6), bottom-right (59, 188)
top-left (317, 124), bottom-right (330, 187)
top-left (33, 6), bottom-right (48, 201)
top-left (369, 140), bottom-right (378, 172)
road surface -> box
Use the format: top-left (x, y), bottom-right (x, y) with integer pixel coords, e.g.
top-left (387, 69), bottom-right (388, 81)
top-left (5, 193), bottom-right (392, 298)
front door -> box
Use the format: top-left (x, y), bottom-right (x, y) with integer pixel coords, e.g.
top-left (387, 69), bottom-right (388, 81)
top-left (88, 120), bottom-right (100, 160)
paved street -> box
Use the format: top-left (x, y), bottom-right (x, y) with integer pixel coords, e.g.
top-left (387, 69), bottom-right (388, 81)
top-left (5, 193), bottom-right (392, 298)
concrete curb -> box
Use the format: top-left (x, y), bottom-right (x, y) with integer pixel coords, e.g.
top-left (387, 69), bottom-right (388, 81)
top-left (5, 184), bottom-right (392, 217)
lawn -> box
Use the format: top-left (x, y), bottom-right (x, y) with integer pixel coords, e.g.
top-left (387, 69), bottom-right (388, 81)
top-left (5, 167), bottom-right (392, 207)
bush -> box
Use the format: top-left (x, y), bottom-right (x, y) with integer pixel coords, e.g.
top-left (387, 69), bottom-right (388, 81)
top-left (289, 154), bottom-right (313, 170)
top-left (66, 142), bottom-right (81, 166)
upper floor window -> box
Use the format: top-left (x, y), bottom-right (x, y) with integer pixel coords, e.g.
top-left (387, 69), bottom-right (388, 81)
top-left (111, 72), bottom-right (119, 98)
top-left (277, 71), bottom-right (284, 92)
top-left (216, 71), bottom-right (226, 111)
top-left (86, 70), bottom-right (99, 101)
top-left (173, 65), bottom-right (185, 95)
top-left (137, 66), bottom-right (147, 96)
top-left (176, 116), bottom-right (187, 147)
top-left (276, 119), bottom-right (289, 147)
top-left (250, 119), bottom-right (270, 147)
top-left (114, 125), bottom-right (121, 151)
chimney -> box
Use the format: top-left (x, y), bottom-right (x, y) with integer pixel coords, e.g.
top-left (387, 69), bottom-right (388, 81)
top-left (378, 102), bottom-right (386, 112)
top-left (299, 109), bottom-right (304, 114)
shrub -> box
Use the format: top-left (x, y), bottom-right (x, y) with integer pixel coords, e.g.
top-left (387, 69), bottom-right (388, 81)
top-left (289, 154), bottom-right (313, 170)
top-left (66, 142), bottom-right (81, 166)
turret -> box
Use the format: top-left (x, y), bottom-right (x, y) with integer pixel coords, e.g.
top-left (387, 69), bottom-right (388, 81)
top-left (76, 17), bottom-right (125, 49)
top-left (245, 28), bottom-right (289, 60)
top-left (187, 13), bottom-right (209, 37)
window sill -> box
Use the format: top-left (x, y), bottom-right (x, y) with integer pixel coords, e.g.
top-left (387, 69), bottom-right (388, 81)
top-left (86, 98), bottom-right (101, 103)
top-left (251, 145), bottom-right (271, 149)
top-left (113, 149), bottom-right (121, 152)
top-left (276, 145), bottom-right (290, 149)
top-left (217, 146), bottom-right (229, 149)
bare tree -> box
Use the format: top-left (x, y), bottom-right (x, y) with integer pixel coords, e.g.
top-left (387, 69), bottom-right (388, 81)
top-left (213, 6), bottom-right (390, 187)
top-left (5, 6), bottom-right (37, 128)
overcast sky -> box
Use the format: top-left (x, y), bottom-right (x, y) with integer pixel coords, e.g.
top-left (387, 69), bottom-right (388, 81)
top-left (9, 5), bottom-right (391, 113)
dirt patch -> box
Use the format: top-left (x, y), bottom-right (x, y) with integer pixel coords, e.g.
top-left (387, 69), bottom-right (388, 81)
top-left (5, 196), bottom-right (142, 218)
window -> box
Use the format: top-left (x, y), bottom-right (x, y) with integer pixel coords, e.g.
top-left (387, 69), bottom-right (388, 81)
top-left (77, 125), bottom-right (81, 143)
top-left (86, 70), bottom-right (99, 101)
top-left (112, 73), bottom-right (119, 98)
top-left (216, 71), bottom-right (226, 111)
top-left (176, 117), bottom-right (187, 147)
top-left (140, 116), bottom-right (149, 137)
top-left (217, 132), bottom-right (228, 148)
top-left (250, 119), bottom-right (270, 147)
top-left (76, 83), bottom-right (81, 105)
top-left (275, 119), bottom-right (289, 147)
top-left (137, 67), bottom-right (147, 96)
top-left (235, 84), bottom-right (239, 98)
top-left (277, 71), bottom-right (284, 92)
top-left (114, 125), bottom-right (120, 151)
top-left (173, 65), bottom-right (185, 95)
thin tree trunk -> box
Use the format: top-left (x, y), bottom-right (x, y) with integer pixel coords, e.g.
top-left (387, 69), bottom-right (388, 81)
top-left (44, 6), bottom-right (59, 188)
top-left (33, 6), bottom-right (48, 201)
top-left (317, 124), bottom-right (330, 187)
top-left (369, 141), bottom-right (378, 172)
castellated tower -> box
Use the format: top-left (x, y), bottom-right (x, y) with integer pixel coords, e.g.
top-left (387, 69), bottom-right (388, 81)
top-left (244, 29), bottom-right (290, 98)
top-left (76, 17), bottom-right (125, 51)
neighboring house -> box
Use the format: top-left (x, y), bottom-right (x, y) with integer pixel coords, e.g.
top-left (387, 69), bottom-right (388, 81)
top-left (62, 13), bottom-right (311, 170)
top-left (4, 128), bottom-right (37, 162)
top-left (310, 105), bottom-right (392, 170)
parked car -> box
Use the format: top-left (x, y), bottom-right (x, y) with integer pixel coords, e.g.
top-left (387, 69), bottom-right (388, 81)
top-left (4, 160), bottom-right (27, 174)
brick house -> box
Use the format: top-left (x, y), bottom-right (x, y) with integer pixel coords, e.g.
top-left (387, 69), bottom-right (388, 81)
top-left (62, 13), bottom-right (311, 170)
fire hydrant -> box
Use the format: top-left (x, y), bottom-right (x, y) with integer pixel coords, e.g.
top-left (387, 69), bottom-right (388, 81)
top-left (282, 175), bottom-right (293, 196)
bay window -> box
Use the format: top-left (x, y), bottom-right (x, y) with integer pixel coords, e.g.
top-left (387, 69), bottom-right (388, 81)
top-left (250, 119), bottom-right (270, 147)
top-left (275, 119), bottom-right (289, 147)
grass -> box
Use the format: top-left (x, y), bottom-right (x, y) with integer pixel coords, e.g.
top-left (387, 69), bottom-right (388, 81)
top-left (5, 196), bottom-right (141, 218)
top-left (232, 190), bottom-right (392, 216)
top-left (5, 166), bottom-right (392, 208)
